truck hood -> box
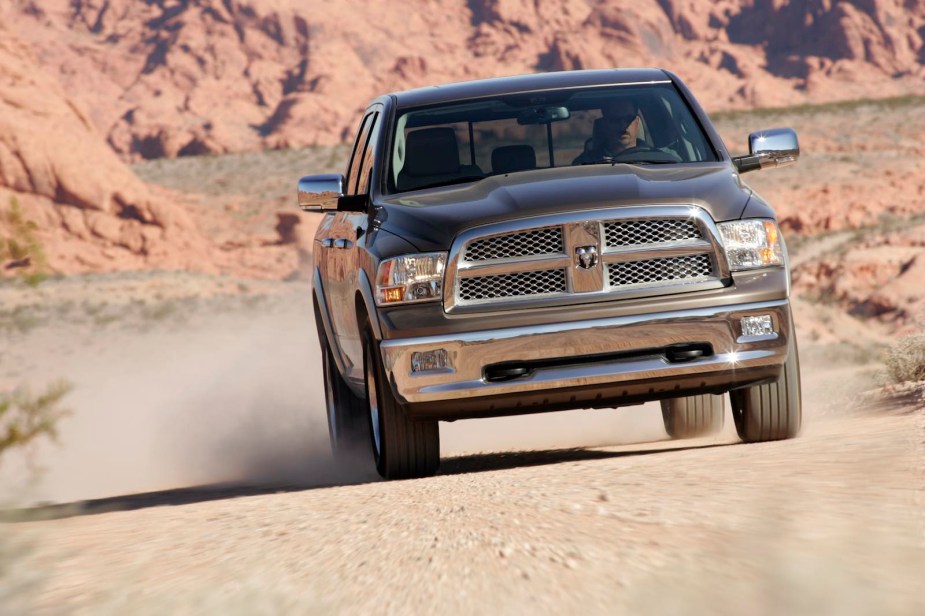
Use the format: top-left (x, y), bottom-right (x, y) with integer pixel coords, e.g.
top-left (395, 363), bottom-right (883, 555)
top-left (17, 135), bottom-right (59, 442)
top-left (375, 162), bottom-right (750, 252)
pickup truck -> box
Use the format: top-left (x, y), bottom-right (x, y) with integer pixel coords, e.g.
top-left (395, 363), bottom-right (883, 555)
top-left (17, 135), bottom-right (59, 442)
top-left (298, 68), bottom-right (801, 480)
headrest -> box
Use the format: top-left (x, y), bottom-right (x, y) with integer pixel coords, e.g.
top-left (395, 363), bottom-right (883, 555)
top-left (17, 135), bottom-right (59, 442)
top-left (491, 145), bottom-right (537, 174)
top-left (403, 127), bottom-right (460, 176)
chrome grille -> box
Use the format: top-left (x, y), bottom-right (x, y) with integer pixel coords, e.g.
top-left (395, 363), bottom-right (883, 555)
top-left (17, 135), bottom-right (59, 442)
top-left (464, 226), bottom-right (563, 261)
top-left (448, 207), bottom-right (726, 313)
top-left (604, 219), bottom-right (701, 247)
top-left (458, 269), bottom-right (566, 301)
top-left (608, 254), bottom-right (713, 288)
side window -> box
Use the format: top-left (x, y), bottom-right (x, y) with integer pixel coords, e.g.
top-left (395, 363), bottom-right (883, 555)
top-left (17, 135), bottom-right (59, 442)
top-left (355, 112), bottom-right (381, 195)
top-left (344, 113), bottom-right (374, 196)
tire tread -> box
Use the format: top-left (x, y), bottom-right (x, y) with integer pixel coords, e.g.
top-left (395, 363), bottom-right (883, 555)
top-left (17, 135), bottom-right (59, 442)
top-left (365, 328), bottom-right (439, 480)
top-left (661, 394), bottom-right (724, 439)
top-left (731, 336), bottom-right (802, 442)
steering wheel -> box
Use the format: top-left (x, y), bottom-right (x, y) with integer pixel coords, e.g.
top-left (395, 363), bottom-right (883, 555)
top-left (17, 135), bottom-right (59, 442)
top-left (607, 145), bottom-right (682, 163)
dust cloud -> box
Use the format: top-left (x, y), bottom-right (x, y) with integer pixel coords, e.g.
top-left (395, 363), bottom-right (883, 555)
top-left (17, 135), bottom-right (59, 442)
top-left (1, 291), bottom-right (368, 505)
top-left (3, 288), bottom-right (676, 506)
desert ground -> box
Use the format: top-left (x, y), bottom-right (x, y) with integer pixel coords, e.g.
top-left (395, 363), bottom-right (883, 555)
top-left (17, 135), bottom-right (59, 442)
top-left (1, 99), bottom-right (924, 612)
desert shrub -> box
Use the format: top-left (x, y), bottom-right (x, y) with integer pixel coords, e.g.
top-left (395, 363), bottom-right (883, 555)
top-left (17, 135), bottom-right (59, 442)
top-left (882, 334), bottom-right (925, 384)
top-left (0, 380), bottom-right (72, 462)
top-left (0, 197), bottom-right (48, 287)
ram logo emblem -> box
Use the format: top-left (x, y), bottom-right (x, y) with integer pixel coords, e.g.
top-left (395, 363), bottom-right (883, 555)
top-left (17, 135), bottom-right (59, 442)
top-left (575, 246), bottom-right (599, 269)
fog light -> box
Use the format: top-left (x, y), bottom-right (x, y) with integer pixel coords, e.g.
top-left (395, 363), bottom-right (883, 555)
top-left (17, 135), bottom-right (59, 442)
top-left (741, 315), bottom-right (775, 338)
top-left (411, 349), bottom-right (450, 373)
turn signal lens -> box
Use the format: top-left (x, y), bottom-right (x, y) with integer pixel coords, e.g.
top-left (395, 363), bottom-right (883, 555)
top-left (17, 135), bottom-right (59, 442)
top-left (718, 219), bottom-right (784, 270)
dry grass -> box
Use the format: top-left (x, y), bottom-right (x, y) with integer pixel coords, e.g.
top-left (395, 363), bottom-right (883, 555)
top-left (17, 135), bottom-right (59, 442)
top-left (0, 381), bottom-right (72, 463)
top-left (883, 334), bottom-right (925, 385)
top-left (0, 197), bottom-right (48, 287)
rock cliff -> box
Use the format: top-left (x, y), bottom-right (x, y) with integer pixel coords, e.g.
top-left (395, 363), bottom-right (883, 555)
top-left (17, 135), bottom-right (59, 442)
top-left (3, 0), bottom-right (923, 158)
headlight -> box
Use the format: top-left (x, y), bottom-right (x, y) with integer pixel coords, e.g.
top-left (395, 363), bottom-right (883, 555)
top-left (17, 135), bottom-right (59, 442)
top-left (375, 252), bottom-right (447, 305)
top-left (717, 219), bottom-right (783, 270)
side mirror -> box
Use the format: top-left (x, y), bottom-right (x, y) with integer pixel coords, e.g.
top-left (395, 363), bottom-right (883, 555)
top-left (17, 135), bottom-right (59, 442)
top-left (297, 174), bottom-right (344, 212)
top-left (732, 128), bottom-right (800, 174)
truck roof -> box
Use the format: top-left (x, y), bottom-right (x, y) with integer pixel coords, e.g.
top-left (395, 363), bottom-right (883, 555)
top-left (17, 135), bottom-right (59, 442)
top-left (387, 68), bottom-right (672, 109)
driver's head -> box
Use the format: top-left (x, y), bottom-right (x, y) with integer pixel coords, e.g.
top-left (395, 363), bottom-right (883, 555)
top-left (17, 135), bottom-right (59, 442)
top-left (599, 99), bottom-right (640, 153)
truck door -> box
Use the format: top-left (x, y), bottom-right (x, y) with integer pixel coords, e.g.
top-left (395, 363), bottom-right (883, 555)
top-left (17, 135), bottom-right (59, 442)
top-left (326, 107), bottom-right (382, 382)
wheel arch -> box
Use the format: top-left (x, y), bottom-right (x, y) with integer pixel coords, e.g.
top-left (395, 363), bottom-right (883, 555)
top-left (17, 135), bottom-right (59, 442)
top-left (356, 268), bottom-right (382, 343)
top-left (313, 268), bottom-right (349, 378)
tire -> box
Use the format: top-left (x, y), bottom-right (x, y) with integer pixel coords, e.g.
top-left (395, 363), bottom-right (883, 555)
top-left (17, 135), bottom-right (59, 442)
top-left (314, 299), bottom-right (369, 459)
top-left (660, 394), bottom-right (724, 439)
top-left (363, 326), bottom-right (440, 480)
top-left (730, 336), bottom-right (802, 442)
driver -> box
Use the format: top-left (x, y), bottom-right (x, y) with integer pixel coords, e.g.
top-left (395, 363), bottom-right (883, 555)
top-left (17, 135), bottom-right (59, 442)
top-left (572, 100), bottom-right (641, 164)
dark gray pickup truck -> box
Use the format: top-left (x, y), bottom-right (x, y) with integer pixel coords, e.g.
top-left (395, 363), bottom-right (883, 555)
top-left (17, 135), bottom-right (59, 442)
top-left (298, 68), bottom-right (801, 479)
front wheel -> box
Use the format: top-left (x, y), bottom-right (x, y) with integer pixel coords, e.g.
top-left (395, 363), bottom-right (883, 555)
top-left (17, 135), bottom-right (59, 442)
top-left (315, 299), bottom-right (368, 459)
top-left (363, 328), bottom-right (440, 480)
top-left (730, 336), bottom-right (802, 442)
top-left (321, 339), bottom-right (369, 458)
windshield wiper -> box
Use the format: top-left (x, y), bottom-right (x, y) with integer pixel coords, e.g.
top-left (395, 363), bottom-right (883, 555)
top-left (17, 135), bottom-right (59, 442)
top-left (580, 158), bottom-right (676, 166)
top-left (413, 175), bottom-right (485, 191)
top-left (621, 159), bottom-right (676, 165)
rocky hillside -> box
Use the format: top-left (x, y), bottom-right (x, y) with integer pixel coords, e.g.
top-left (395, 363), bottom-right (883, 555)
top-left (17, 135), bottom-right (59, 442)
top-left (0, 25), bottom-right (305, 279)
top-left (3, 0), bottom-right (924, 159)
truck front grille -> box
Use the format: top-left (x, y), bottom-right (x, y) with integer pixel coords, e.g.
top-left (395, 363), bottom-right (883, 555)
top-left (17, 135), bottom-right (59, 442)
top-left (459, 269), bottom-right (567, 301)
top-left (464, 227), bottom-right (563, 261)
top-left (608, 254), bottom-right (713, 288)
top-left (447, 207), bottom-right (727, 313)
top-left (604, 219), bottom-right (701, 247)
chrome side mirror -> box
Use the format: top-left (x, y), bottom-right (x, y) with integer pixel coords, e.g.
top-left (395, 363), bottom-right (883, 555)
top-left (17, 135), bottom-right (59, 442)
top-left (297, 174), bottom-right (344, 212)
top-left (732, 127), bottom-right (800, 173)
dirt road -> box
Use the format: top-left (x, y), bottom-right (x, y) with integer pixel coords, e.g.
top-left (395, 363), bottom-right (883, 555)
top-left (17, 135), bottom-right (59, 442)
top-left (2, 279), bottom-right (923, 614)
top-left (6, 402), bottom-right (924, 614)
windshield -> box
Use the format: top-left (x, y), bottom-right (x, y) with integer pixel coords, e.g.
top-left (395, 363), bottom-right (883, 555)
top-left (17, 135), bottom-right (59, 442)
top-left (387, 83), bottom-right (718, 193)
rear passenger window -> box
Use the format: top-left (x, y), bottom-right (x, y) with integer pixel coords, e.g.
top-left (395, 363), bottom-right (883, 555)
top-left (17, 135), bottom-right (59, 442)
top-left (355, 112), bottom-right (381, 195)
top-left (345, 113), bottom-right (374, 195)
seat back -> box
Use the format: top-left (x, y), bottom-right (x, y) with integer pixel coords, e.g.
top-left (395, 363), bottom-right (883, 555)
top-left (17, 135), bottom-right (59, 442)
top-left (591, 117), bottom-right (608, 151)
top-left (397, 127), bottom-right (462, 191)
top-left (491, 145), bottom-right (537, 174)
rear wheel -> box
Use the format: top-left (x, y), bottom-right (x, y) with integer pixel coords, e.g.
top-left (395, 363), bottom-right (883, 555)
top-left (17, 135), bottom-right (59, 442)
top-left (660, 394), bottom-right (724, 439)
top-left (315, 299), bottom-right (368, 459)
top-left (730, 336), bottom-right (802, 442)
top-left (363, 327), bottom-right (439, 479)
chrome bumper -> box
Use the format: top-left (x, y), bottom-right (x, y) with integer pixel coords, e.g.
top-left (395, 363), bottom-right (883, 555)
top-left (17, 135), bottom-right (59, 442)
top-left (379, 299), bottom-right (791, 405)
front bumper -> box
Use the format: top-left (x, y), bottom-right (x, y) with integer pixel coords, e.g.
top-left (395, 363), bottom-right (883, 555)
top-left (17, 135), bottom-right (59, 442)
top-left (380, 299), bottom-right (792, 419)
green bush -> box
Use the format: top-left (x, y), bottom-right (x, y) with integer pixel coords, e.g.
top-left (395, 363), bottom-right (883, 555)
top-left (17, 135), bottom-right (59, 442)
top-left (0, 197), bottom-right (48, 287)
top-left (882, 334), bottom-right (925, 384)
top-left (0, 380), bottom-right (72, 462)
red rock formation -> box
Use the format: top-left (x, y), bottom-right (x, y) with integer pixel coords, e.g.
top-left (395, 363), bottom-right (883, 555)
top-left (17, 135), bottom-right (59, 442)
top-left (1, 0), bottom-right (922, 159)
top-left (0, 21), bottom-right (303, 278)
top-left (792, 225), bottom-right (925, 328)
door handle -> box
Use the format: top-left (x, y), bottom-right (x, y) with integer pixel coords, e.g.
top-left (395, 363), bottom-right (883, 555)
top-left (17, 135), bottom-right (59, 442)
top-left (334, 238), bottom-right (353, 249)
